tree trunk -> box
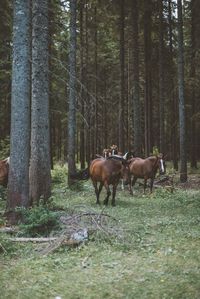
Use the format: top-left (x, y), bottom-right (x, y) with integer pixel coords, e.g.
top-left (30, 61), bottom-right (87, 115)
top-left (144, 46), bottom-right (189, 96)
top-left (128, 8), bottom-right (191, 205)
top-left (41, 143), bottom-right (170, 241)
top-left (190, 0), bottom-right (197, 169)
top-left (79, 0), bottom-right (85, 169)
top-left (168, 0), bottom-right (178, 170)
top-left (119, 0), bottom-right (125, 153)
top-left (131, 0), bottom-right (141, 156)
top-left (144, 0), bottom-right (153, 156)
top-left (30, 0), bottom-right (51, 204)
top-left (159, 0), bottom-right (165, 153)
top-left (6, 0), bottom-right (31, 225)
top-left (177, 0), bottom-right (187, 182)
top-left (68, 0), bottom-right (77, 186)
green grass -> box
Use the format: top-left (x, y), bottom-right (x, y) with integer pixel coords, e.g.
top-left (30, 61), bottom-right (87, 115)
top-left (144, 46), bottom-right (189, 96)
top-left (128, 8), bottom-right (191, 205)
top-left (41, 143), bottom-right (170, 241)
top-left (0, 165), bottom-right (200, 299)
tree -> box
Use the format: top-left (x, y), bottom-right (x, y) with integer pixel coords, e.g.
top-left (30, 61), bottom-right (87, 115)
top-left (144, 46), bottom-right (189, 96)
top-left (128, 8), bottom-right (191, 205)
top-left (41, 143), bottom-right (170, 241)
top-left (168, 0), bottom-right (178, 170)
top-left (144, 0), bottom-right (153, 156)
top-left (158, 0), bottom-right (165, 153)
top-left (29, 0), bottom-right (51, 204)
top-left (119, 0), bottom-right (125, 153)
top-left (67, 0), bottom-right (77, 185)
top-left (6, 0), bottom-right (31, 224)
top-left (0, 0), bottom-right (12, 143)
top-left (79, 0), bottom-right (85, 169)
top-left (131, 0), bottom-right (141, 156)
top-left (190, 0), bottom-right (199, 169)
top-left (177, 0), bottom-right (187, 182)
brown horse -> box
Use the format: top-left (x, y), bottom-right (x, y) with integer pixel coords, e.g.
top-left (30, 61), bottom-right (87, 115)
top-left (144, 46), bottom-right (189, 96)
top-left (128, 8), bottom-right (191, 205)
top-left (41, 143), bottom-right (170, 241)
top-left (129, 154), bottom-right (166, 194)
top-left (89, 156), bottom-right (131, 206)
top-left (0, 157), bottom-right (10, 187)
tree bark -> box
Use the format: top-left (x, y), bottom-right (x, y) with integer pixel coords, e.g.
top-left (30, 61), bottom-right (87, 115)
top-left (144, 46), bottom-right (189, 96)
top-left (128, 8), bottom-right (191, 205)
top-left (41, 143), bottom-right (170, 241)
top-left (144, 0), bottom-right (153, 156)
top-left (159, 0), bottom-right (165, 153)
top-left (177, 0), bottom-right (187, 182)
top-left (131, 0), bottom-right (141, 156)
top-left (6, 0), bottom-right (31, 225)
top-left (118, 0), bottom-right (125, 153)
top-left (68, 0), bottom-right (77, 185)
top-left (29, 0), bottom-right (51, 204)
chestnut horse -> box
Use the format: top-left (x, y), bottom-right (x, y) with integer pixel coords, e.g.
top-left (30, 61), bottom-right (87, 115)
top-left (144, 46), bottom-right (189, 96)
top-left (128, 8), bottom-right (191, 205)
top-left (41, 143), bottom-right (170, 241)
top-left (129, 154), bottom-right (166, 194)
top-left (89, 156), bottom-right (131, 206)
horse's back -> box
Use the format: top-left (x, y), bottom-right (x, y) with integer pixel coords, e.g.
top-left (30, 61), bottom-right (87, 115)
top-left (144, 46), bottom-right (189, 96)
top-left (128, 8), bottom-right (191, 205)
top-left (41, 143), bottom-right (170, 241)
top-left (130, 157), bottom-right (154, 178)
top-left (89, 158), bottom-right (122, 183)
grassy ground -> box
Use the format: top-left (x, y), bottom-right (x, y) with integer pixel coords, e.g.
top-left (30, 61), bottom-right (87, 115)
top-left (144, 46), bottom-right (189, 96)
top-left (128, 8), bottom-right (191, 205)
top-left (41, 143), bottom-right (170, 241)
top-left (0, 165), bottom-right (200, 299)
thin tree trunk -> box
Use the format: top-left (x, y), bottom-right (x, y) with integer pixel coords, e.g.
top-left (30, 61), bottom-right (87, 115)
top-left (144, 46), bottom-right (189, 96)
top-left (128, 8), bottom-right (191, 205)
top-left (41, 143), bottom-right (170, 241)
top-left (79, 0), bottom-right (85, 169)
top-left (177, 0), bottom-right (187, 182)
top-left (144, 0), bottom-right (153, 156)
top-left (131, 0), bottom-right (141, 156)
top-left (159, 0), bottom-right (165, 153)
top-left (119, 0), bottom-right (125, 153)
top-left (68, 0), bottom-right (77, 185)
top-left (190, 0), bottom-right (197, 168)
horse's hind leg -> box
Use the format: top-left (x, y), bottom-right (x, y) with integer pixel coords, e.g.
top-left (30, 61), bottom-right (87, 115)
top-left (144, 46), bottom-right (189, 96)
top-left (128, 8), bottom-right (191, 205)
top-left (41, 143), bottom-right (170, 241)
top-left (103, 182), bottom-right (111, 205)
top-left (130, 176), bottom-right (137, 194)
top-left (93, 181), bottom-right (101, 204)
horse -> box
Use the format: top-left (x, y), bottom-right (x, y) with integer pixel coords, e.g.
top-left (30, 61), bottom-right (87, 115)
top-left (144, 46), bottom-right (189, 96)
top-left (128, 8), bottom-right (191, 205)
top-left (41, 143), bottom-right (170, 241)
top-left (89, 156), bottom-right (131, 206)
top-left (102, 148), bottom-right (111, 158)
top-left (102, 145), bottom-right (119, 158)
top-left (110, 144), bottom-right (118, 155)
top-left (129, 154), bottom-right (166, 194)
top-left (0, 157), bottom-right (10, 187)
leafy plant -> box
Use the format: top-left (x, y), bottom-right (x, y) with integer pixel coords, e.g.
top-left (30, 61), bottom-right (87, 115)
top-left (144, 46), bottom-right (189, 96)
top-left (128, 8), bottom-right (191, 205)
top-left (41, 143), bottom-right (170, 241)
top-left (19, 206), bottom-right (60, 237)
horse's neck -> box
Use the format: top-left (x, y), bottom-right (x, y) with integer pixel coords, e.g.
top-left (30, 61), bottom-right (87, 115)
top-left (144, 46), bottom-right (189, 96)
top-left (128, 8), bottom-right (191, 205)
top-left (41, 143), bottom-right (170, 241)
top-left (148, 156), bottom-right (159, 173)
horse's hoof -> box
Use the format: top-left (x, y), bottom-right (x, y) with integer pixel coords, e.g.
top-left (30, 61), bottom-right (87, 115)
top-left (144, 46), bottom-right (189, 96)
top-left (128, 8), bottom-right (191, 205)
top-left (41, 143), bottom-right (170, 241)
top-left (111, 202), bottom-right (116, 207)
top-left (103, 201), bottom-right (108, 206)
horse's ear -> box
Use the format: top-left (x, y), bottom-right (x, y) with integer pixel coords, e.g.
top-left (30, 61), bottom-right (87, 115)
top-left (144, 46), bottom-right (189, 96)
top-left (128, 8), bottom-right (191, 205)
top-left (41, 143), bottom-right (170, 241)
top-left (162, 153), bottom-right (167, 159)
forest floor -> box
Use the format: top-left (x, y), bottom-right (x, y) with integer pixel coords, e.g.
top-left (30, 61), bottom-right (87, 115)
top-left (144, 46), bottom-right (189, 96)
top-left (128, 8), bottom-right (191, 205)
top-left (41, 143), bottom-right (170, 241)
top-left (0, 165), bottom-right (200, 299)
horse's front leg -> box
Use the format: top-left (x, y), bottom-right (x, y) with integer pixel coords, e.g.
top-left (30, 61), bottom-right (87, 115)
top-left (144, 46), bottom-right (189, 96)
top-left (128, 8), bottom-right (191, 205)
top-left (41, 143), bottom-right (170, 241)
top-left (111, 183), bottom-right (117, 206)
top-left (143, 178), bottom-right (147, 194)
top-left (150, 177), bottom-right (155, 193)
top-left (103, 181), bottom-right (111, 205)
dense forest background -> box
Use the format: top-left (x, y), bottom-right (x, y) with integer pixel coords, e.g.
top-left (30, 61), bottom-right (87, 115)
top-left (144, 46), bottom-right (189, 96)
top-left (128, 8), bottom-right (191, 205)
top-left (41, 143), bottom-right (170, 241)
top-left (0, 0), bottom-right (200, 218)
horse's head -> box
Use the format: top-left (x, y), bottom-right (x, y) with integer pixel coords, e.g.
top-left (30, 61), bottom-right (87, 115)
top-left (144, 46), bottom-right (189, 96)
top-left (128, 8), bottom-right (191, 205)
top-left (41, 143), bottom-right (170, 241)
top-left (158, 153), bottom-right (166, 175)
top-left (121, 160), bottom-right (132, 185)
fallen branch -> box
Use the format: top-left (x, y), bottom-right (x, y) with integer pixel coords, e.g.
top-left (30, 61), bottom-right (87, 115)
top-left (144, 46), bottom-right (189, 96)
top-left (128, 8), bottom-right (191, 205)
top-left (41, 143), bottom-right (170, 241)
top-left (9, 237), bottom-right (57, 242)
top-left (0, 227), bottom-right (19, 234)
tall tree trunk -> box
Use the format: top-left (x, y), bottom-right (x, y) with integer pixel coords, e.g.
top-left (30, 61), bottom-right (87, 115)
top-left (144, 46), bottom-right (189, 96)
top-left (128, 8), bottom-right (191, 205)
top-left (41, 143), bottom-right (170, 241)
top-left (94, 5), bottom-right (98, 155)
top-left (144, 0), bottom-right (153, 156)
top-left (30, 0), bottom-right (51, 204)
top-left (131, 0), bottom-right (141, 156)
top-left (68, 0), bottom-right (77, 185)
top-left (119, 0), bottom-right (125, 153)
top-left (6, 0), bottom-right (31, 224)
top-left (159, 0), bottom-right (165, 153)
top-left (177, 0), bottom-right (187, 182)
top-left (79, 0), bottom-right (85, 169)
top-left (190, 0), bottom-right (197, 168)
top-left (168, 0), bottom-right (178, 170)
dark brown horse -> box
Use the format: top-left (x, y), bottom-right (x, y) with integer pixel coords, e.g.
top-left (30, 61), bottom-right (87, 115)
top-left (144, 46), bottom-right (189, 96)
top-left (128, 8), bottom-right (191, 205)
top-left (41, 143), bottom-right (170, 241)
top-left (89, 156), bottom-right (131, 206)
top-left (129, 154), bottom-right (166, 194)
